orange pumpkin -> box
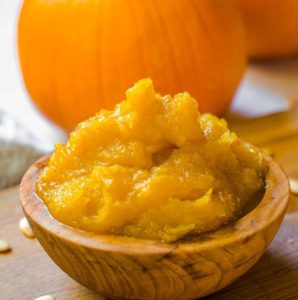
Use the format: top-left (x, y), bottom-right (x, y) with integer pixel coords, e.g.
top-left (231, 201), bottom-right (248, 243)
top-left (18, 0), bottom-right (246, 130)
top-left (236, 0), bottom-right (298, 59)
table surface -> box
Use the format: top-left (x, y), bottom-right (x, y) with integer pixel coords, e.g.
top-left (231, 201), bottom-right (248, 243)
top-left (0, 187), bottom-right (297, 300)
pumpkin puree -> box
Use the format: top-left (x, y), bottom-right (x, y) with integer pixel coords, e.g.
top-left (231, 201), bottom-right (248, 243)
top-left (36, 79), bottom-right (266, 242)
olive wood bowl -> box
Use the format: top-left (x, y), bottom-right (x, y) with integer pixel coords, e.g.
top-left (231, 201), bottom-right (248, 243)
top-left (20, 156), bottom-right (289, 300)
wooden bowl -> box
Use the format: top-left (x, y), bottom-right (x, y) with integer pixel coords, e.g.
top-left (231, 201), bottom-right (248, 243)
top-left (20, 156), bottom-right (289, 300)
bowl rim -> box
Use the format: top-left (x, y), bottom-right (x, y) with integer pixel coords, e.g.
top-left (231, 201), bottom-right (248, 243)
top-left (20, 155), bottom-right (289, 255)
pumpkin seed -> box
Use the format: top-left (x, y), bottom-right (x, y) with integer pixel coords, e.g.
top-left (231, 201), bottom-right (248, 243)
top-left (289, 178), bottom-right (298, 195)
top-left (19, 217), bottom-right (35, 238)
top-left (0, 239), bottom-right (11, 253)
top-left (34, 295), bottom-right (55, 300)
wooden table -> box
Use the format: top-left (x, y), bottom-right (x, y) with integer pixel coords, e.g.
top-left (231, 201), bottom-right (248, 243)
top-left (1, 60), bottom-right (298, 299)
top-left (0, 188), bottom-right (297, 300)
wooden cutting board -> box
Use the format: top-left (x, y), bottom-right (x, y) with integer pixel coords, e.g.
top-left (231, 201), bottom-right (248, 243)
top-left (1, 60), bottom-right (298, 299)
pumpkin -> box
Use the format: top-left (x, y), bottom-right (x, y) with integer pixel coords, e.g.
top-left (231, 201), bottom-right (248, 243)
top-left (18, 0), bottom-right (246, 130)
top-left (236, 0), bottom-right (298, 59)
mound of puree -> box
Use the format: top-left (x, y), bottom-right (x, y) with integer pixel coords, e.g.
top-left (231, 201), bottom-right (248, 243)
top-left (36, 79), bottom-right (267, 242)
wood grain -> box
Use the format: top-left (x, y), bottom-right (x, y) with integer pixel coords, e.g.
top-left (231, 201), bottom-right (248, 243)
top-left (16, 154), bottom-right (289, 300)
top-left (0, 186), bottom-right (103, 300)
top-left (0, 189), bottom-right (297, 300)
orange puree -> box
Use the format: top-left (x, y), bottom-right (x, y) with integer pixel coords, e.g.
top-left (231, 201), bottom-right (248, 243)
top-left (36, 79), bottom-right (266, 242)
